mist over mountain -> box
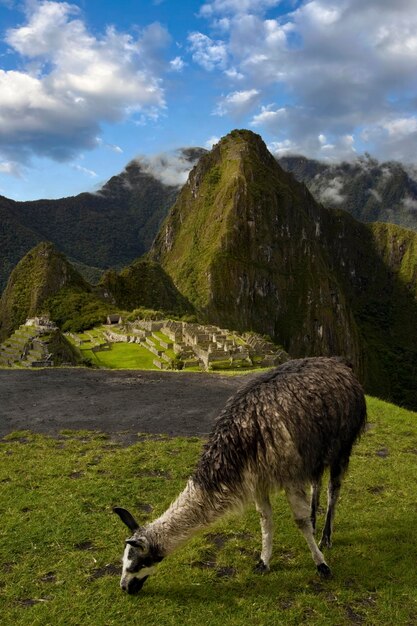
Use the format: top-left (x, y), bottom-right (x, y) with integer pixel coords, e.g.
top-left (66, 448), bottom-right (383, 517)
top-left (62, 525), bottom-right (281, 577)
top-left (2, 137), bottom-right (417, 296)
top-left (278, 154), bottom-right (417, 232)
top-left (0, 148), bottom-right (204, 292)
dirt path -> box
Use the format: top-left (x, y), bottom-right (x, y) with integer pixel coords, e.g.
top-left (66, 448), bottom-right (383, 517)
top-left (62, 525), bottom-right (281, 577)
top-left (0, 369), bottom-right (252, 442)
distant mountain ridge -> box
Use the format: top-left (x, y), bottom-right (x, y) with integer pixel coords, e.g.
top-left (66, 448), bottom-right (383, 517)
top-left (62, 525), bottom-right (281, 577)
top-left (278, 154), bottom-right (417, 231)
top-left (2, 140), bottom-right (417, 293)
top-left (0, 148), bottom-right (205, 291)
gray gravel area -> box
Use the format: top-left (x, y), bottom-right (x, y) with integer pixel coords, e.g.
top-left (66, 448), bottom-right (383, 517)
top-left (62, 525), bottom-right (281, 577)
top-left (0, 369), bottom-right (252, 442)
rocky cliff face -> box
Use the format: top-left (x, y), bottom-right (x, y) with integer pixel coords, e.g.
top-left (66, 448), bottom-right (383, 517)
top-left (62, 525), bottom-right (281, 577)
top-left (152, 130), bottom-right (417, 408)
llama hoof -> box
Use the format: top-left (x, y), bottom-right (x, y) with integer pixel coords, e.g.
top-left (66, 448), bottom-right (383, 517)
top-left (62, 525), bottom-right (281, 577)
top-left (319, 537), bottom-right (332, 550)
top-left (254, 560), bottom-right (269, 574)
top-left (317, 563), bottom-right (332, 579)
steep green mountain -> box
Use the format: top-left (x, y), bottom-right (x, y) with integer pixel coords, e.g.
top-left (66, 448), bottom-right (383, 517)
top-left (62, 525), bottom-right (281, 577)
top-left (151, 130), bottom-right (417, 409)
top-left (0, 242), bottom-right (112, 339)
top-left (278, 154), bottom-right (417, 232)
top-left (98, 258), bottom-right (193, 316)
top-left (0, 242), bottom-right (193, 340)
top-left (0, 148), bottom-right (205, 291)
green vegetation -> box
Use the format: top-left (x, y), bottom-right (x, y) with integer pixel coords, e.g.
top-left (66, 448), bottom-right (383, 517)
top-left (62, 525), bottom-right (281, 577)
top-left (99, 259), bottom-right (193, 317)
top-left (0, 244), bottom-right (191, 342)
top-left (2, 131), bottom-right (417, 409)
top-left (81, 342), bottom-right (159, 369)
top-left (0, 157), bottom-right (183, 291)
top-left (0, 397), bottom-right (416, 625)
top-left (45, 288), bottom-right (116, 333)
top-left (0, 242), bottom-right (94, 341)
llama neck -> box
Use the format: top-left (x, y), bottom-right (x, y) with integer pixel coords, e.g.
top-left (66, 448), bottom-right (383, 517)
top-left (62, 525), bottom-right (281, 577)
top-left (146, 479), bottom-right (229, 555)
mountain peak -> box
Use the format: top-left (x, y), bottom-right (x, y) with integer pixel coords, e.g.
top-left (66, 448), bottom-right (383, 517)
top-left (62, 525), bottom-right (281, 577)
top-left (0, 241), bottom-right (88, 340)
top-left (150, 128), bottom-right (354, 353)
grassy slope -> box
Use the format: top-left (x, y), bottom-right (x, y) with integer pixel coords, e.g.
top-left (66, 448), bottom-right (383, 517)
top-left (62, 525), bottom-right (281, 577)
top-left (86, 343), bottom-right (159, 369)
top-left (0, 397), bottom-right (416, 625)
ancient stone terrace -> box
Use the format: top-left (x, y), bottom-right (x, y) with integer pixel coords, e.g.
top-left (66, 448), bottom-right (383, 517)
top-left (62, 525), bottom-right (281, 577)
top-left (100, 318), bottom-right (289, 371)
top-left (0, 318), bottom-right (57, 367)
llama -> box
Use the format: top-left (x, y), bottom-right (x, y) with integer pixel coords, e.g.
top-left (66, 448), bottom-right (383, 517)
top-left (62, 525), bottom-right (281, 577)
top-left (114, 357), bottom-right (366, 594)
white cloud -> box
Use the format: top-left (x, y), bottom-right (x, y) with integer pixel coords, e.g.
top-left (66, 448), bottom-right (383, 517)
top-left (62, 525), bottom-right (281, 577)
top-left (195, 0), bottom-right (417, 163)
top-left (188, 32), bottom-right (228, 71)
top-left (205, 135), bottom-right (220, 149)
top-left (72, 163), bottom-right (97, 178)
top-left (383, 117), bottom-right (417, 138)
top-left (268, 139), bottom-right (298, 156)
top-left (251, 105), bottom-right (286, 130)
top-left (0, 1), bottom-right (167, 164)
top-left (318, 177), bottom-right (346, 205)
top-left (170, 56), bottom-right (185, 71)
top-left (224, 67), bottom-right (244, 80)
top-left (200, 0), bottom-right (280, 18)
top-left (135, 149), bottom-right (201, 186)
top-left (361, 116), bottom-right (417, 163)
top-left (0, 160), bottom-right (24, 177)
top-left (214, 88), bottom-right (260, 116)
top-left (401, 194), bottom-right (417, 211)
top-left (368, 188), bottom-right (382, 203)
top-left (106, 143), bottom-right (123, 154)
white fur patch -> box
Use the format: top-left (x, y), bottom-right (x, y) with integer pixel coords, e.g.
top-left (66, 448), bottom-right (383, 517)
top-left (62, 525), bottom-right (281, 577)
top-left (121, 545), bottom-right (157, 585)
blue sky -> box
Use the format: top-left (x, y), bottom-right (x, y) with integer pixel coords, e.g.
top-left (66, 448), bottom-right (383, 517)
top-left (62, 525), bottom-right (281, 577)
top-left (1, 0), bottom-right (417, 200)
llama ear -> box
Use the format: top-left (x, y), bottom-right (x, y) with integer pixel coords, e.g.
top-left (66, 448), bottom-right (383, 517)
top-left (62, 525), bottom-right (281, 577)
top-left (125, 537), bottom-right (149, 552)
top-left (113, 507), bottom-right (140, 532)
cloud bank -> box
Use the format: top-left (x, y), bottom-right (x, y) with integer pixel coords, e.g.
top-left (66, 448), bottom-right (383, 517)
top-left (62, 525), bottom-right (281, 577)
top-left (195, 0), bottom-right (417, 162)
top-left (0, 1), bottom-right (168, 165)
top-left (135, 149), bottom-right (201, 187)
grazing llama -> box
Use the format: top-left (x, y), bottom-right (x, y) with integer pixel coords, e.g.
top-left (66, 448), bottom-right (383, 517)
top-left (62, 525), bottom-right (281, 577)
top-left (114, 357), bottom-right (366, 594)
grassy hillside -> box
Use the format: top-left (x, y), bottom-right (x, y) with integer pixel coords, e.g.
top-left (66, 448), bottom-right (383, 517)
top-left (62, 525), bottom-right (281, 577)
top-left (0, 242), bottom-right (116, 340)
top-left (0, 396), bottom-right (416, 625)
top-left (98, 259), bottom-right (193, 317)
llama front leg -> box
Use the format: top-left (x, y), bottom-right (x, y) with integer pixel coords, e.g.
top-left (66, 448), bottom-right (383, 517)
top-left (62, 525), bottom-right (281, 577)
top-left (254, 493), bottom-right (273, 573)
top-left (285, 485), bottom-right (331, 578)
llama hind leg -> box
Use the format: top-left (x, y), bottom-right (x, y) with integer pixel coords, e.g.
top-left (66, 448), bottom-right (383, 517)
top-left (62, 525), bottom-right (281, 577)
top-left (311, 477), bottom-right (322, 533)
top-left (320, 458), bottom-right (348, 549)
top-left (286, 484), bottom-right (331, 578)
top-left (254, 492), bottom-right (273, 573)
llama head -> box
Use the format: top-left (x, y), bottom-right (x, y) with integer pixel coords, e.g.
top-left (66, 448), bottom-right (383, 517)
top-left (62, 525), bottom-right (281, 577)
top-left (113, 507), bottom-right (163, 594)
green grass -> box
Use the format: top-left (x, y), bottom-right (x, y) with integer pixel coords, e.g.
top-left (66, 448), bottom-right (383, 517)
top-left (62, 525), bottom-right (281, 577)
top-left (0, 396), bottom-right (416, 625)
top-left (81, 342), bottom-right (159, 369)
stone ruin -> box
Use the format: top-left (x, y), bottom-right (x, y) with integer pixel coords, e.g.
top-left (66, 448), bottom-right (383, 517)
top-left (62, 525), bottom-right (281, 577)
top-left (99, 317), bottom-right (288, 371)
top-left (0, 317), bottom-right (57, 367)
